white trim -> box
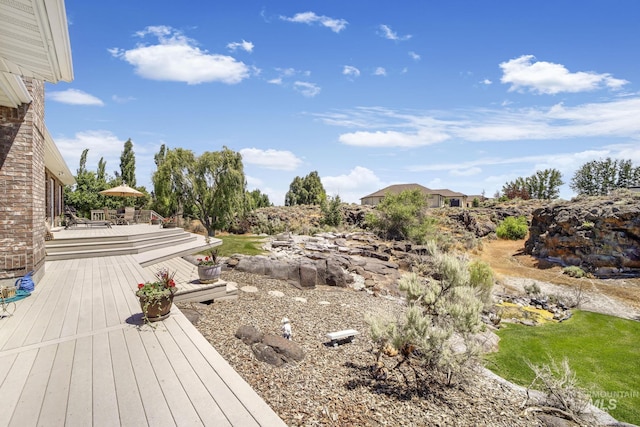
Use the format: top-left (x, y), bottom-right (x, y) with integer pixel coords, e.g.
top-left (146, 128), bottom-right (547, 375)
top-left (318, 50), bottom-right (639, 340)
top-left (0, 72), bottom-right (32, 108)
top-left (44, 126), bottom-right (75, 185)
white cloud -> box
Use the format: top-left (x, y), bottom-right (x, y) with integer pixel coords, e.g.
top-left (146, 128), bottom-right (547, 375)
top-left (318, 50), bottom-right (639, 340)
top-left (378, 24), bottom-right (412, 41)
top-left (500, 55), bottom-right (628, 95)
top-left (374, 67), bottom-right (387, 76)
top-left (408, 51), bottom-right (421, 61)
top-left (293, 81), bottom-right (321, 97)
top-left (280, 11), bottom-right (347, 33)
top-left (343, 65), bottom-right (360, 78)
top-left (48, 89), bottom-right (104, 106)
top-left (227, 39), bottom-right (254, 53)
top-left (481, 79), bottom-right (492, 85)
top-left (111, 94), bottom-right (136, 104)
top-left (451, 167), bottom-right (482, 176)
top-left (339, 129), bottom-right (450, 147)
top-left (318, 96), bottom-right (640, 148)
top-left (239, 148), bottom-right (303, 171)
top-left (267, 78), bottom-right (283, 85)
top-left (109, 26), bottom-right (250, 85)
top-left (54, 130), bottom-right (159, 188)
top-left (322, 166), bottom-right (385, 204)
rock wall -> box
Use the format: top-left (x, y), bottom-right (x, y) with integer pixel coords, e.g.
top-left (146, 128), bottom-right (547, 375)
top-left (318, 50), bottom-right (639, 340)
top-left (525, 194), bottom-right (640, 277)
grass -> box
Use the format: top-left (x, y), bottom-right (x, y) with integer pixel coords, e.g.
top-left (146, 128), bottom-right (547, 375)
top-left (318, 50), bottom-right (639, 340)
top-left (484, 311), bottom-right (640, 424)
top-left (214, 233), bottom-right (268, 257)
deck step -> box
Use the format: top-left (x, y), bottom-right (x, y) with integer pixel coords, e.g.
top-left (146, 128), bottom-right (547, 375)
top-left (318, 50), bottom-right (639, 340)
top-left (45, 227), bottom-right (213, 262)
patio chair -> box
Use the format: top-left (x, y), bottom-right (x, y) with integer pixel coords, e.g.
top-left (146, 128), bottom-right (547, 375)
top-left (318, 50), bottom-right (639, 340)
top-left (117, 207), bottom-right (136, 225)
top-left (64, 212), bottom-right (112, 229)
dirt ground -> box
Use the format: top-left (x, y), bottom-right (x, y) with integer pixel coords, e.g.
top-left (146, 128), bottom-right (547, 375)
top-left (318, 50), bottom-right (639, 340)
top-left (475, 238), bottom-right (640, 320)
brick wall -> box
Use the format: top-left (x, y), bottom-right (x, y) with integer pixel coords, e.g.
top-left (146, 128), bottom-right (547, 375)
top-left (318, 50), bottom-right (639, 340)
top-left (0, 78), bottom-right (47, 283)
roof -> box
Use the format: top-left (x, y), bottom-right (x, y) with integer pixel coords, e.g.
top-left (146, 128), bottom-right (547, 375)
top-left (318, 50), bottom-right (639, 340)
top-left (361, 183), bottom-right (434, 199)
top-left (431, 189), bottom-right (467, 198)
top-left (0, 0), bottom-right (73, 108)
top-left (361, 184), bottom-right (468, 200)
top-left (45, 127), bottom-right (75, 185)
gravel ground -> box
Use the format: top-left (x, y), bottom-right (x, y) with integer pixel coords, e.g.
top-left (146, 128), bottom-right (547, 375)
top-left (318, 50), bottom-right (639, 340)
top-left (178, 270), bottom-right (543, 427)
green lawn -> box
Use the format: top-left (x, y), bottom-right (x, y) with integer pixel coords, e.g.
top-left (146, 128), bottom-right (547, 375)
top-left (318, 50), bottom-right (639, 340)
top-left (214, 234), bottom-right (268, 257)
top-left (484, 311), bottom-right (640, 424)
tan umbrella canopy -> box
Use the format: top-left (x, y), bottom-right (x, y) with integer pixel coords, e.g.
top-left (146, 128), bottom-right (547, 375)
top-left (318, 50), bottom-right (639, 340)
top-left (99, 183), bottom-right (144, 197)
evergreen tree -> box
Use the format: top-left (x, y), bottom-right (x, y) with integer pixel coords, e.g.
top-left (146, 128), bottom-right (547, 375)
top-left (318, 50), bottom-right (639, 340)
top-left (119, 138), bottom-right (136, 187)
top-left (284, 171), bottom-right (327, 206)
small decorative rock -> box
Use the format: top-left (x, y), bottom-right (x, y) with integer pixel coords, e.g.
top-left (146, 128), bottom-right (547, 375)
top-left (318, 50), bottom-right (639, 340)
top-left (293, 297), bottom-right (307, 303)
top-left (268, 290), bottom-right (285, 298)
top-left (240, 285), bottom-right (258, 293)
top-left (318, 301), bottom-right (331, 305)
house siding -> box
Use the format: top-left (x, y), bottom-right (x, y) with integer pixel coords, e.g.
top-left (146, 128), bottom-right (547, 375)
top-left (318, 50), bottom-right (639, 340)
top-left (0, 78), bottom-right (46, 283)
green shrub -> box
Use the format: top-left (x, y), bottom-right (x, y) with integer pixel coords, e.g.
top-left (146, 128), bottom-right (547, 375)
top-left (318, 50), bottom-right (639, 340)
top-left (468, 260), bottom-right (494, 309)
top-left (496, 216), bottom-right (528, 240)
top-left (563, 266), bottom-right (587, 278)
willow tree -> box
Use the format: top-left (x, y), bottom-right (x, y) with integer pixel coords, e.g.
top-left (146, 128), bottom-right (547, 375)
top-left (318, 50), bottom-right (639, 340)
top-left (152, 146), bottom-right (193, 218)
top-left (185, 147), bottom-right (246, 236)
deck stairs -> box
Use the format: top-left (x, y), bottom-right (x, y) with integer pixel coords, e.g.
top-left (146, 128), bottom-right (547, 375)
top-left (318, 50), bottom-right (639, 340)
top-left (45, 226), bottom-right (218, 267)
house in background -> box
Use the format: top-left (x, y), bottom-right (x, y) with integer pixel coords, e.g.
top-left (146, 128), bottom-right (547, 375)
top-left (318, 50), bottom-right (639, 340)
top-left (0, 0), bottom-right (74, 284)
top-left (360, 183), bottom-right (468, 208)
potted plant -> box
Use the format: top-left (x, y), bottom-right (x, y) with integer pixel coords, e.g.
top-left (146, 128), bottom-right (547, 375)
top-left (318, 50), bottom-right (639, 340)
top-left (197, 248), bottom-right (222, 283)
top-left (136, 268), bottom-right (177, 323)
top-left (150, 213), bottom-right (161, 225)
top-left (162, 216), bottom-right (178, 228)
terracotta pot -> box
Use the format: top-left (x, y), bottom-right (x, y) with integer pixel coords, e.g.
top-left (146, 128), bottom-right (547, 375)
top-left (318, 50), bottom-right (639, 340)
top-left (197, 265), bottom-right (221, 283)
top-left (138, 293), bottom-right (174, 322)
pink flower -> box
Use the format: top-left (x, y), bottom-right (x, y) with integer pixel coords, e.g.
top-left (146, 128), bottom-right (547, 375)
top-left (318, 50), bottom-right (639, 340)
top-left (138, 283), bottom-right (144, 289)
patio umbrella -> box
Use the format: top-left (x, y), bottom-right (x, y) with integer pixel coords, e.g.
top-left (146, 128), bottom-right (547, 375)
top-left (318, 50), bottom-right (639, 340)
top-left (99, 183), bottom-right (144, 197)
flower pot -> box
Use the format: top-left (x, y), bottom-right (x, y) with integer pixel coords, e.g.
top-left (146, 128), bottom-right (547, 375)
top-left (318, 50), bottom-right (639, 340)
top-left (151, 219), bottom-right (161, 225)
top-left (138, 293), bottom-right (174, 322)
top-left (162, 222), bottom-right (177, 228)
top-left (197, 265), bottom-right (222, 284)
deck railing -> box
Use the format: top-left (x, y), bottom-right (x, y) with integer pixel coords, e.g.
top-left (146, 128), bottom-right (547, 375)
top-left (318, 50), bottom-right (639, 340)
top-left (90, 209), bottom-right (164, 224)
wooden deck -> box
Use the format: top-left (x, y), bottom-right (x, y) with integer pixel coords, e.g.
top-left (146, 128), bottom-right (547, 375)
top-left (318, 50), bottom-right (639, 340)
top-left (0, 255), bottom-right (285, 426)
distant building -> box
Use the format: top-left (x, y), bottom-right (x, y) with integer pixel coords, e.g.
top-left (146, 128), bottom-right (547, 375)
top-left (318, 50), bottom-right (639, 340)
top-left (360, 183), bottom-right (467, 208)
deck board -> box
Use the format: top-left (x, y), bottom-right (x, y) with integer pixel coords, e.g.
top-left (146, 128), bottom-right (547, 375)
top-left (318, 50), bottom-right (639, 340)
top-left (39, 339), bottom-right (75, 426)
top-left (0, 226), bottom-right (285, 426)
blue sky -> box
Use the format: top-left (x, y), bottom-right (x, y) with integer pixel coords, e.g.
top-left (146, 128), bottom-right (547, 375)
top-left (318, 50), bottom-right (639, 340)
top-left (46, 0), bottom-right (640, 204)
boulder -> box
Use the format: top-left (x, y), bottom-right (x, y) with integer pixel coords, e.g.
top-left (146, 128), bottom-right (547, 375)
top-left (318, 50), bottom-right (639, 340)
top-left (238, 328), bottom-right (305, 366)
top-left (235, 325), bottom-right (264, 345)
top-left (251, 343), bottom-right (286, 367)
top-left (525, 194), bottom-right (640, 277)
top-left (262, 334), bottom-right (305, 362)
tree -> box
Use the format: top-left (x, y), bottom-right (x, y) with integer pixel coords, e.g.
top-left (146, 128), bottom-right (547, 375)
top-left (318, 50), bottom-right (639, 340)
top-left (321, 195), bottom-right (343, 227)
top-left (185, 147), bottom-right (246, 236)
top-left (119, 138), bottom-right (136, 187)
top-left (501, 169), bottom-right (563, 200)
top-left (64, 149), bottom-right (102, 216)
top-left (365, 189), bottom-right (436, 243)
top-left (284, 171), bottom-right (327, 206)
top-left (502, 177), bottom-right (530, 200)
top-left (152, 146), bottom-right (193, 218)
top-left (571, 158), bottom-right (640, 196)
top-left (246, 189), bottom-right (271, 210)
